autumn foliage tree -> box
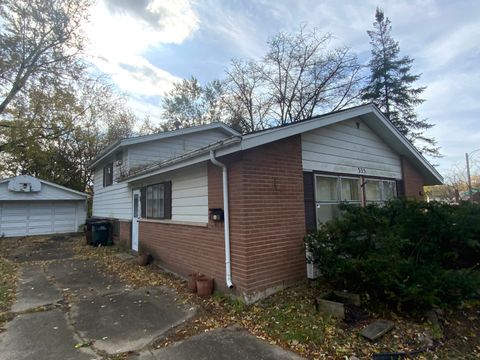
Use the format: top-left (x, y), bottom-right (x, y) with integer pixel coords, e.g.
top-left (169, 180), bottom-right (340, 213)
top-left (0, 77), bottom-right (137, 192)
top-left (0, 0), bottom-right (139, 192)
top-left (0, 0), bottom-right (91, 115)
top-left (161, 77), bottom-right (227, 130)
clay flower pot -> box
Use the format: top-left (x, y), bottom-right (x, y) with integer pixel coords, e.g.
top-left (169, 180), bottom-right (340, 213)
top-left (187, 272), bottom-right (199, 293)
top-left (196, 276), bottom-right (213, 297)
top-left (137, 253), bottom-right (151, 266)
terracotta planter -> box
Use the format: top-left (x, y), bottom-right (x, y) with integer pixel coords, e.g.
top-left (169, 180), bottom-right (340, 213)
top-left (187, 273), bottom-right (199, 293)
top-left (196, 276), bottom-right (213, 297)
top-left (137, 253), bottom-right (150, 266)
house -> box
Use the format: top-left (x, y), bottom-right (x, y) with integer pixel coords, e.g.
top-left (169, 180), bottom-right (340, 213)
top-left (88, 104), bottom-right (443, 302)
top-left (0, 174), bottom-right (88, 237)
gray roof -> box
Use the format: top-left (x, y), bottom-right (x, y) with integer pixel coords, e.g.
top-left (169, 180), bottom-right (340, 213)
top-left (121, 104), bottom-right (443, 185)
top-left (89, 122), bottom-right (241, 169)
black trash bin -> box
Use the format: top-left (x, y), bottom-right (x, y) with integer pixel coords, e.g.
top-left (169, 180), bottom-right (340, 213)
top-left (84, 218), bottom-right (101, 245)
top-left (91, 221), bottom-right (113, 246)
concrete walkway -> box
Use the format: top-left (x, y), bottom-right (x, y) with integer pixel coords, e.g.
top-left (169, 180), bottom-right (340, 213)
top-left (1, 237), bottom-right (194, 359)
top-left (11, 265), bottom-right (62, 313)
top-left (135, 327), bottom-right (305, 360)
top-left (0, 236), bottom-right (306, 360)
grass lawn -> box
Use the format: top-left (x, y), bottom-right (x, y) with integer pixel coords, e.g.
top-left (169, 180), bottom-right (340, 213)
top-left (75, 241), bottom-right (480, 360)
top-left (0, 257), bottom-right (17, 329)
top-left (0, 258), bottom-right (16, 312)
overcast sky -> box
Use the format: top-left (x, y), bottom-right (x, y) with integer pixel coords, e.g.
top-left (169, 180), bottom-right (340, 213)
top-left (85, 0), bottom-right (480, 175)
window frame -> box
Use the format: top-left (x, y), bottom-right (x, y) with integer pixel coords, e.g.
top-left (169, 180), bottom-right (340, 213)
top-left (313, 173), bottom-right (397, 227)
top-left (314, 174), bottom-right (362, 227)
top-left (145, 182), bottom-right (170, 220)
top-left (364, 178), bottom-right (397, 204)
top-left (103, 162), bottom-right (113, 187)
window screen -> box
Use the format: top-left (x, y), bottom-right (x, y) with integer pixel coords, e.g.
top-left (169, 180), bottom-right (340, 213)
top-left (146, 183), bottom-right (166, 219)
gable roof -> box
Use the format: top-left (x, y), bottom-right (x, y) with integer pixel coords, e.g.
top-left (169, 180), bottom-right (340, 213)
top-left (223, 104), bottom-right (442, 184)
top-left (89, 122), bottom-right (241, 169)
top-left (0, 175), bottom-right (88, 200)
top-left (121, 104), bottom-right (442, 185)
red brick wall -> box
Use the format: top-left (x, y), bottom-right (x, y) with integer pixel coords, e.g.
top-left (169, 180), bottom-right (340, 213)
top-left (401, 156), bottom-right (426, 199)
top-left (114, 220), bottom-right (131, 249)
top-left (139, 162), bottom-right (233, 291)
top-left (236, 135), bottom-right (306, 296)
top-left (138, 135), bottom-right (307, 299)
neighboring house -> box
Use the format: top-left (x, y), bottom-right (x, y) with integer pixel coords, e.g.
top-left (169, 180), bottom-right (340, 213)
top-left (0, 175), bottom-right (88, 237)
top-left (88, 104), bottom-right (443, 302)
top-left (460, 189), bottom-right (480, 203)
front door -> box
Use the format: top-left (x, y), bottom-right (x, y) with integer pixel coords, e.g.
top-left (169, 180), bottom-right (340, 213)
top-left (131, 189), bottom-right (141, 251)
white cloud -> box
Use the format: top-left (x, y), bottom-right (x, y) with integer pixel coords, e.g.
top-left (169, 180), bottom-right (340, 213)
top-left (126, 96), bottom-right (162, 121)
top-left (193, 1), bottom-right (268, 59)
top-left (82, 0), bottom-right (480, 176)
top-left (85, 0), bottom-right (198, 98)
top-left (420, 22), bottom-right (480, 70)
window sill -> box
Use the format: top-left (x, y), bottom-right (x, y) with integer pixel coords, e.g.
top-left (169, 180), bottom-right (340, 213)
top-left (138, 218), bottom-right (208, 227)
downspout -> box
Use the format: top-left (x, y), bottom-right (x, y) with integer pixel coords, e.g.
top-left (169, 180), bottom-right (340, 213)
top-left (209, 150), bottom-right (234, 289)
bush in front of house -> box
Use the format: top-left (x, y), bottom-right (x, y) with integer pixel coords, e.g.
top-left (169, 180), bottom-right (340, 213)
top-left (305, 199), bottom-right (480, 313)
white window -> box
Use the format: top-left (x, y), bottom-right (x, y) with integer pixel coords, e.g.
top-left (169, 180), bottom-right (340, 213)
top-left (365, 179), bottom-right (397, 204)
top-left (103, 162), bottom-right (113, 187)
top-left (315, 175), bottom-right (361, 227)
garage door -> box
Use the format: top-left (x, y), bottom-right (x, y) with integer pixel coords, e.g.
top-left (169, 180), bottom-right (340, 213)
top-left (0, 201), bottom-right (78, 237)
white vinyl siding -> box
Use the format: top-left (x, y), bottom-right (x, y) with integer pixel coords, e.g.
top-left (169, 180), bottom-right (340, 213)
top-left (92, 166), bottom-right (132, 220)
top-left (128, 129), bottom-right (229, 168)
top-left (0, 201), bottom-right (86, 237)
top-left (132, 162), bottom-right (208, 223)
top-left (91, 129), bottom-right (227, 221)
top-left (171, 163), bottom-right (208, 223)
top-left (302, 118), bottom-right (402, 179)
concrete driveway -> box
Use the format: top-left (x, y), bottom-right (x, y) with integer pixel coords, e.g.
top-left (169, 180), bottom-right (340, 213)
top-left (0, 236), bottom-right (305, 360)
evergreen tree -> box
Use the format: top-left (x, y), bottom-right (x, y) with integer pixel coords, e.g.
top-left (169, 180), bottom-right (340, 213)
top-left (362, 8), bottom-right (439, 156)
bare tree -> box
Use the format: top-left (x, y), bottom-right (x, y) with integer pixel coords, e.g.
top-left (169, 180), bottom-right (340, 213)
top-left (0, 0), bottom-right (91, 115)
top-left (158, 27), bottom-right (363, 134)
top-left (425, 162), bottom-right (480, 203)
top-left (224, 60), bottom-right (272, 132)
top-left (226, 27), bottom-right (363, 131)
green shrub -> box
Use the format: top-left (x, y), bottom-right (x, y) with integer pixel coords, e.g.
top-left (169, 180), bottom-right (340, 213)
top-left (305, 199), bottom-right (480, 313)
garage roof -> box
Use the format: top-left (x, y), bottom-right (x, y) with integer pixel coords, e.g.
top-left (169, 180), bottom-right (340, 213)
top-left (0, 175), bottom-right (88, 201)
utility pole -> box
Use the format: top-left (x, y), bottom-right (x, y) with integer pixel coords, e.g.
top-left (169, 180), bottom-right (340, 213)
top-left (466, 152), bottom-right (473, 203)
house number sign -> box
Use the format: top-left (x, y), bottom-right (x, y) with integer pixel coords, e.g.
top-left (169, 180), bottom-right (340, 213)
top-left (357, 167), bottom-right (367, 173)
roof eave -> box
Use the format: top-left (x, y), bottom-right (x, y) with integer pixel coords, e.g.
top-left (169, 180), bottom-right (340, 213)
top-left (0, 176), bottom-right (89, 198)
top-left (367, 107), bottom-right (443, 185)
top-left (121, 136), bottom-right (242, 183)
top-left (214, 104), bottom-right (442, 186)
top-left (88, 123), bottom-right (241, 170)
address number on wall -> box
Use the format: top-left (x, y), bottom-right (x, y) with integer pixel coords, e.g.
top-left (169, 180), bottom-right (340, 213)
top-left (358, 167), bottom-right (367, 173)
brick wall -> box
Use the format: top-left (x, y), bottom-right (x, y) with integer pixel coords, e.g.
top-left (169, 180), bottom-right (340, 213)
top-left (114, 220), bottom-right (132, 249)
top-left (235, 135), bottom-right (306, 299)
top-left (138, 135), bottom-right (307, 300)
top-left (401, 156), bottom-right (426, 199)
top-left (139, 162), bottom-right (233, 292)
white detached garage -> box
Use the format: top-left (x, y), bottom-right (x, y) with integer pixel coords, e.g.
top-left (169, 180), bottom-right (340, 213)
top-left (0, 175), bottom-right (88, 237)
